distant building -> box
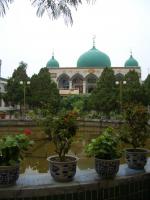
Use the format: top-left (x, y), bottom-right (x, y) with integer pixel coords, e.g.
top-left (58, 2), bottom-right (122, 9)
top-left (0, 77), bottom-right (17, 118)
top-left (0, 77), bottom-right (9, 110)
top-left (46, 41), bottom-right (141, 96)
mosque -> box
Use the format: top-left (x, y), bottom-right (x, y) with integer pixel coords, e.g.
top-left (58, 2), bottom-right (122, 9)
top-left (46, 40), bottom-right (141, 96)
top-left (0, 40), bottom-right (141, 117)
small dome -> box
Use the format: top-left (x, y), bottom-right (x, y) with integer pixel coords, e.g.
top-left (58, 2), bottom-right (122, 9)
top-left (124, 54), bottom-right (139, 67)
top-left (46, 55), bottom-right (59, 68)
top-left (77, 46), bottom-right (111, 68)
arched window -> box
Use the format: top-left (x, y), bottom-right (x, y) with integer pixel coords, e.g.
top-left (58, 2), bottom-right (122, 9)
top-left (85, 74), bottom-right (98, 93)
top-left (71, 73), bottom-right (84, 94)
top-left (57, 74), bottom-right (69, 89)
top-left (115, 73), bottom-right (124, 81)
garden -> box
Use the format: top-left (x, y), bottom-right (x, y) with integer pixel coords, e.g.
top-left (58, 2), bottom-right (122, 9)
top-left (0, 65), bottom-right (150, 187)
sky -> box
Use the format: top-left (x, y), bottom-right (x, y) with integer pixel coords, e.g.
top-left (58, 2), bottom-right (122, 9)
top-left (0, 0), bottom-right (150, 80)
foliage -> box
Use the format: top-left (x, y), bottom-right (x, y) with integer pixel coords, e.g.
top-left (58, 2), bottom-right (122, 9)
top-left (0, 0), bottom-right (13, 16)
top-left (44, 110), bottom-right (78, 161)
top-left (120, 103), bottom-right (150, 148)
top-left (88, 68), bottom-right (118, 117)
top-left (123, 70), bottom-right (146, 105)
top-left (85, 111), bottom-right (103, 119)
top-left (4, 61), bottom-right (29, 108)
top-left (85, 127), bottom-right (121, 159)
top-left (32, 0), bottom-right (94, 25)
top-left (0, 129), bottom-right (33, 166)
top-left (0, 0), bottom-right (94, 24)
top-left (29, 68), bottom-right (60, 113)
top-left (60, 94), bottom-right (89, 115)
top-left (143, 74), bottom-right (150, 106)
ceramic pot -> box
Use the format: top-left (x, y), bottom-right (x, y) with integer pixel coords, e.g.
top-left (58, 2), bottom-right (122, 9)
top-left (47, 155), bottom-right (78, 182)
top-left (125, 148), bottom-right (149, 169)
top-left (95, 157), bottom-right (120, 178)
top-left (0, 164), bottom-right (19, 187)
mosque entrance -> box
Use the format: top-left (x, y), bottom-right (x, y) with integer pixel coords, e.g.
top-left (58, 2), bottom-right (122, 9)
top-left (72, 75), bottom-right (83, 94)
top-left (58, 74), bottom-right (69, 89)
top-left (86, 74), bottom-right (97, 93)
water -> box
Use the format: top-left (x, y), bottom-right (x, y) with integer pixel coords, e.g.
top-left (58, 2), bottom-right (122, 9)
top-left (0, 125), bottom-right (100, 173)
top-left (20, 132), bottom-right (96, 173)
top-left (3, 124), bottom-right (149, 174)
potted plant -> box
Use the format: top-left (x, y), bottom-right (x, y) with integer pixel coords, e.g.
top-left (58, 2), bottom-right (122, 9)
top-left (85, 127), bottom-right (121, 178)
top-left (0, 129), bottom-right (33, 186)
top-left (120, 103), bottom-right (150, 169)
top-left (47, 110), bottom-right (79, 182)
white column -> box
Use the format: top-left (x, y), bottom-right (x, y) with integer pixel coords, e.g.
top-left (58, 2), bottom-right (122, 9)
top-left (0, 99), bottom-right (5, 109)
top-left (69, 80), bottom-right (72, 89)
top-left (83, 80), bottom-right (86, 94)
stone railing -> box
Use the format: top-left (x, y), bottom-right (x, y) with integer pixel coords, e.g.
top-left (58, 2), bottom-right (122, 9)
top-left (0, 159), bottom-right (150, 200)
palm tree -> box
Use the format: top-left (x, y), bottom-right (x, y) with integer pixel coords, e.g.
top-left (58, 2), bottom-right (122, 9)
top-left (0, 0), bottom-right (13, 16)
top-left (0, 0), bottom-right (94, 24)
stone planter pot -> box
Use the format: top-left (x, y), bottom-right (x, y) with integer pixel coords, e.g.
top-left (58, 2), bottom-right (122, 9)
top-left (47, 155), bottom-right (78, 182)
top-left (125, 148), bottom-right (149, 170)
top-left (95, 157), bottom-right (120, 178)
top-left (0, 164), bottom-right (19, 187)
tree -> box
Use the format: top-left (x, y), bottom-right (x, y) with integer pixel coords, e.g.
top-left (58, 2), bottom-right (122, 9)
top-left (88, 68), bottom-right (118, 117)
top-left (123, 70), bottom-right (146, 105)
top-left (0, 0), bottom-right (13, 16)
top-left (29, 67), bottom-right (60, 114)
top-left (4, 61), bottom-right (29, 106)
top-left (4, 61), bottom-right (29, 115)
top-left (143, 74), bottom-right (150, 106)
top-left (60, 94), bottom-right (89, 114)
top-left (0, 0), bottom-right (94, 24)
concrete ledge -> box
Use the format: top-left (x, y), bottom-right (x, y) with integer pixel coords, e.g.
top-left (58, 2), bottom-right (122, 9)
top-left (0, 159), bottom-right (150, 200)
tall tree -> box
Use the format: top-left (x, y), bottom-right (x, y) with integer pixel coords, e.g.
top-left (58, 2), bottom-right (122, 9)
top-left (4, 61), bottom-right (29, 114)
top-left (0, 0), bottom-right (94, 24)
top-left (123, 70), bottom-right (146, 105)
top-left (143, 74), bottom-right (150, 106)
top-left (88, 68), bottom-right (118, 117)
top-left (29, 67), bottom-right (60, 114)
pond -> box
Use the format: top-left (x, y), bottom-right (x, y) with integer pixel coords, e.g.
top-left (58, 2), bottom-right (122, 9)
top-left (0, 124), bottom-right (104, 173)
top-left (2, 124), bottom-right (139, 174)
top-left (3, 123), bottom-right (149, 174)
top-left (20, 132), bottom-right (96, 173)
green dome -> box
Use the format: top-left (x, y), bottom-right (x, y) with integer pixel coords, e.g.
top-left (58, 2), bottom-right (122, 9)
top-left (77, 46), bottom-right (111, 68)
top-left (124, 55), bottom-right (139, 67)
top-left (46, 55), bottom-right (59, 68)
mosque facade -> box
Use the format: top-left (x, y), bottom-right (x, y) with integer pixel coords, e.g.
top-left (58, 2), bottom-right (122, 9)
top-left (46, 42), bottom-right (141, 96)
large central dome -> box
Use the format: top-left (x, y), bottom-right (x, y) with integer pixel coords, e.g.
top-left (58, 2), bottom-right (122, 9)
top-left (77, 46), bottom-right (111, 68)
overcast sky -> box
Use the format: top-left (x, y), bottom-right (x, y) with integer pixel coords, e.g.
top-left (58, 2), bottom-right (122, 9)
top-left (0, 0), bottom-right (150, 80)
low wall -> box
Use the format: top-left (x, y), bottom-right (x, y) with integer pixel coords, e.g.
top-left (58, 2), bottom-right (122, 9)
top-left (0, 159), bottom-right (150, 200)
top-left (0, 119), bottom-right (124, 135)
top-left (78, 119), bottom-right (124, 133)
top-left (0, 119), bottom-right (36, 127)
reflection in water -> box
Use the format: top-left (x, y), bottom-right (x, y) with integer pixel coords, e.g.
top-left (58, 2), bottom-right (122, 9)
top-left (20, 132), bottom-right (96, 173)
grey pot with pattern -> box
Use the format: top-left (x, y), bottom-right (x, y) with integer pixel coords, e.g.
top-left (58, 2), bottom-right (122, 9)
top-left (0, 164), bottom-right (19, 187)
top-left (125, 148), bottom-right (149, 170)
top-left (47, 155), bottom-right (78, 182)
top-left (95, 157), bottom-right (120, 178)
